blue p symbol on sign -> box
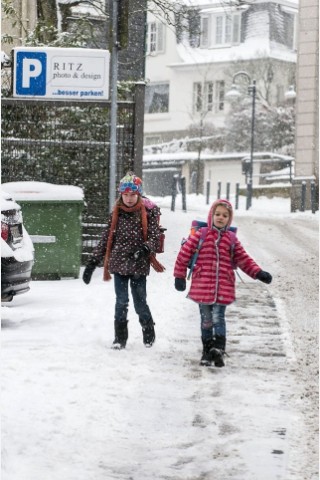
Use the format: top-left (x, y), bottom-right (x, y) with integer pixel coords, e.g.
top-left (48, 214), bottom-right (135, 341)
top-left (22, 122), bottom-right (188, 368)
top-left (16, 51), bottom-right (47, 96)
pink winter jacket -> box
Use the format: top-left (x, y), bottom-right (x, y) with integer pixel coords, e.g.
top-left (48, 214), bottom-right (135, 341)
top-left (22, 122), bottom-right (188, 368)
top-left (174, 199), bottom-right (262, 305)
top-left (174, 200), bottom-right (262, 305)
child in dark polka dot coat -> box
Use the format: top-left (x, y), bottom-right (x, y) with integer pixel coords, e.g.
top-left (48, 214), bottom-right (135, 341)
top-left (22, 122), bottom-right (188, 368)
top-left (83, 172), bottom-right (164, 349)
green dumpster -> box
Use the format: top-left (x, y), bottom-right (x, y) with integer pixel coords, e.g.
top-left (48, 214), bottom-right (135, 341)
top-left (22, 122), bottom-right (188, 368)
top-left (2, 182), bottom-right (84, 280)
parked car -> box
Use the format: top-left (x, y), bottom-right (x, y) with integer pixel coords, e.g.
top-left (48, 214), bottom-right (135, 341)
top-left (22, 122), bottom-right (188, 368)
top-left (1, 191), bottom-right (34, 302)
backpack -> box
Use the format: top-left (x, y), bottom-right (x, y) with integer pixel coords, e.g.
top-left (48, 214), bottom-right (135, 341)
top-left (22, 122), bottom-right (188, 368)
top-left (182, 220), bottom-right (237, 280)
top-left (142, 197), bottom-right (166, 254)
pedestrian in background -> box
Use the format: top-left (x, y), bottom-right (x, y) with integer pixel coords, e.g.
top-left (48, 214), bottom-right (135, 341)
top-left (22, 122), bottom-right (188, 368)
top-left (174, 199), bottom-right (272, 367)
top-left (83, 172), bottom-right (164, 349)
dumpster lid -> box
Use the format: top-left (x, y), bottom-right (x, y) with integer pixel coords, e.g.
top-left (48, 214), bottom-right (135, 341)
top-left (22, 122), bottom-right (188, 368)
top-left (2, 181), bottom-right (84, 201)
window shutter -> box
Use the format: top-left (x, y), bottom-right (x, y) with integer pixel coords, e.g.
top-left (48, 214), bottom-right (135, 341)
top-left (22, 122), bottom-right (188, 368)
top-left (215, 16), bottom-right (223, 44)
top-left (157, 23), bottom-right (165, 52)
top-left (232, 14), bottom-right (241, 44)
top-left (225, 15), bottom-right (232, 43)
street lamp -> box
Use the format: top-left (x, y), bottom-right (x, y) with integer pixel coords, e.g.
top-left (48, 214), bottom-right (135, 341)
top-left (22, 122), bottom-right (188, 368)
top-left (284, 85), bottom-right (297, 101)
top-left (226, 71), bottom-right (256, 210)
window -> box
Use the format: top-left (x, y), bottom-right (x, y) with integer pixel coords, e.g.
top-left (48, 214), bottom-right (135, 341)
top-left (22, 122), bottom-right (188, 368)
top-left (285, 13), bottom-right (298, 50)
top-left (145, 83), bottom-right (169, 114)
top-left (214, 13), bottom-right (240, 45)
top-left (216, 81), bottom-right (225, 111)
top-left (193, 81), bottom-right (225, 113)
top-left (205, 82), bottom-right (214, 111)
top-left (146, 22), bottom-right (165, 54)
top-left (193, 82), bottom-right (203, 112)
top-left (200, 12), bottom-right (241, 47)
top-left (144, 135), bottom-right (162, 145)
top-left (281, 7), bottom-right (298, 51)
top-left (200, 16), bottom-right (209, 47)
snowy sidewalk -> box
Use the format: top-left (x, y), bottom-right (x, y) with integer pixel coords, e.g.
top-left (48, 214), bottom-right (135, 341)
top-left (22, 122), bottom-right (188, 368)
top-left (1, 279), bottom-right (299, 480)
top-left (1, 200), bottom-right (316, 480)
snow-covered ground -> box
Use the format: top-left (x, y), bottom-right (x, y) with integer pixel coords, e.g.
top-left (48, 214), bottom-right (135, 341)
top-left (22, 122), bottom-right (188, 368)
top-left (1, 194), bottom-right (318, 480)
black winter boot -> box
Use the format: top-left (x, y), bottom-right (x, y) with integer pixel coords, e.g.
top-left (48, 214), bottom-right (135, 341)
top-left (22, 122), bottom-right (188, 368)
top-left (200, 338), bottom-right (215, 366)
top-left (112, 321), bottom-right (128, 349)
top-left (209, 336), bottom-right (226, 368)
top-left (141, 320), bottom-right (156, 348)
top-left (200, 338), bottom-right (226, 367)
top-left (209, 347), bottom-right (225, 368)
top-left (214, 335), bottom-right (226, 351)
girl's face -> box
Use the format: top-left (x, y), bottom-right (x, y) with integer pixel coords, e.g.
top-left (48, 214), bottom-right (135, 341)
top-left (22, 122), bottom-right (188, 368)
top-left (213, 205), bottom-right (230, 229)
top-left (121, 192), bottom-right (139, 207)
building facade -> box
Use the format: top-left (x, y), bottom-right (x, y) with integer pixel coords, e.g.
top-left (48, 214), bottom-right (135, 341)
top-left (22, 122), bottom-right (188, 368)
top-left (144, 0), bottom-right (298, 146)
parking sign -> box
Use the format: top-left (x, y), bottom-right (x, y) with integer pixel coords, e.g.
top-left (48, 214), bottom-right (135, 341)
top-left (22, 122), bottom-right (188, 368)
top-left (13, 47), bottom-right (110, 100)
top-left (15, 51), bottom-right (47, 96)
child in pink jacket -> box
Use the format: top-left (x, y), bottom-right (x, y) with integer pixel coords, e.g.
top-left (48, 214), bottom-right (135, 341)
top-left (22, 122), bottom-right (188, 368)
top-left (174, 199), bottom-right (272, 367)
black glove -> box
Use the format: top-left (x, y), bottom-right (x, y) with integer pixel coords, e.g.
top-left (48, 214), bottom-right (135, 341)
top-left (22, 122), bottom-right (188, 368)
top-left (175, 278), bottom-right (186, 291)
top-left (256, 270), bottom-right (272, 284)
top-left (82, 259), bottom-right (98, 285)
top-left (131, 244), bottom-right (150, 261)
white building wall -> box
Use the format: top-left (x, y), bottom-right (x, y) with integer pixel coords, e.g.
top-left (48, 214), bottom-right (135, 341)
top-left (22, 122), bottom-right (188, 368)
top-left (290, 0), bottom-right (319, 210)
top-left (294, 0), bottom-right (319, 178)
top-left (1, 0), bottom-right (37, 55)
top-left (144, 2), bottom-right (298, 144)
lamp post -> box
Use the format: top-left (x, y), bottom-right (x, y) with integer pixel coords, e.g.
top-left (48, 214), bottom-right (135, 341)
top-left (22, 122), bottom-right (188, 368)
top-left (226, 71), bottom-right (256, 210)
top-left (284, 85), bottom-right (297, 101)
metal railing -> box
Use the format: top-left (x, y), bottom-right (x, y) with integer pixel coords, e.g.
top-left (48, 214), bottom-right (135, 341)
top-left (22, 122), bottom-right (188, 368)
top-left (1, 97), bottom-right (137, 262)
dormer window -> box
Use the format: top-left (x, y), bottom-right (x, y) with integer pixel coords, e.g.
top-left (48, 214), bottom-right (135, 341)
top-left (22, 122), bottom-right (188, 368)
top-left (146, 22), bottom-right (165, 55)
top-left (200, 12), bottom-right (241, 48)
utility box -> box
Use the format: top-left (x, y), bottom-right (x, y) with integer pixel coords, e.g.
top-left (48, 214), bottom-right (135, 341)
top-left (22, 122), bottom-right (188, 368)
top-left (2, 182), bottom-right (84, 280)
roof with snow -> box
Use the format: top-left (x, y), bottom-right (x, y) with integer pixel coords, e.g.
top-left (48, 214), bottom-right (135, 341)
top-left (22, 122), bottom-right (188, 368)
top-left (170, 0), bottom-right (298, 66)
top-left (181, 0), bottom-right (298, 7)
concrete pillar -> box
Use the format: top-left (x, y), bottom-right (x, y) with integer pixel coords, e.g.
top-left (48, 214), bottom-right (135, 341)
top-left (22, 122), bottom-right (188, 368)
top-left (291, 0), bottom-right (319, 211)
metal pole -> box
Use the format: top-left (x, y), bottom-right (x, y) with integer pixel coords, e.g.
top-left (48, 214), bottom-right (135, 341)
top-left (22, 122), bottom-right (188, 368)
top-left (226, 182), bottom-right (230, 200)
top-left (206, 180), bottom-right (210, 204)
top-left (247, 80), bottom-right (256, 210)
top-left (217, 181), bottom-right (221, 199)
top-left (300, 181), bottom-right (306, 211)
top-left (235, 182), bottom-right (240, 209)
top-left (109, 0), bottom-right (119, 212)
top-left (311, 181), bottom-right (316, 213)
top-left (171, 176), bottom-right (177, 212)
top-left (181, 176), bottom-right (187, 212)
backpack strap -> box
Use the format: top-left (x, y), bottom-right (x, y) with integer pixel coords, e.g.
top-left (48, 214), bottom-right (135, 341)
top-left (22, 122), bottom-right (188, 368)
top-left (187, 227), bottom-right (208, 280)
top-left (228, 230), bottom-right (237, 269)
top-left (142, 197), bottom-right (156, 210)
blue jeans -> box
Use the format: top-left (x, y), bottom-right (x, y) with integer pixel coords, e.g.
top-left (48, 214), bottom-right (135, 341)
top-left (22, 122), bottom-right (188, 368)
top-left (113, 273), bottom-right (152, 326)
top-left (199, 303), bottom-right (227, 341)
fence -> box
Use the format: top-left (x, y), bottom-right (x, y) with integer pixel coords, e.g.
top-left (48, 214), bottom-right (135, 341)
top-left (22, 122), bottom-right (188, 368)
top-left (1, 96), bottom-right (140, 263)
top-left (170, 177), bottom-right (317, 213)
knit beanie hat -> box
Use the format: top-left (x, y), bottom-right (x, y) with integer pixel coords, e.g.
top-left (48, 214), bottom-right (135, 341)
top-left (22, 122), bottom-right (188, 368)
top-left (207, 198), bottom-right (233, 228)
top-left (118, 172), bottom-right (143, 195)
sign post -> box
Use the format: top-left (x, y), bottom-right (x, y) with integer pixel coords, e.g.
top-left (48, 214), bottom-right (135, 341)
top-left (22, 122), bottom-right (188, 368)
top-left (109, 0), bottom-right (119, 211)
top-left (13, 47), bottom-right (110, 100)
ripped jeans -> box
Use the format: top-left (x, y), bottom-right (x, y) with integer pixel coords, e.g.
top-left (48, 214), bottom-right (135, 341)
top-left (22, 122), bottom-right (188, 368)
top-left (199, 303), bottom-right (227, 341)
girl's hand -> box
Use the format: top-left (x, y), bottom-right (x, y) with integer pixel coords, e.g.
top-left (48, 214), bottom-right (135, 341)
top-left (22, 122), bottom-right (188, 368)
top-left (175, 278), bottom-right (186, 291)
top-left (256, 270), bottom-right (272, 284)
